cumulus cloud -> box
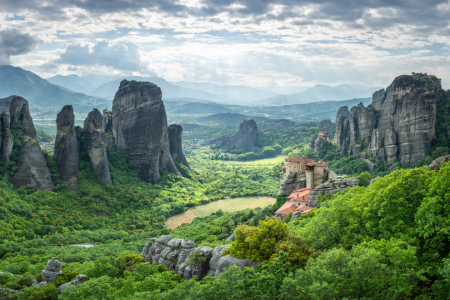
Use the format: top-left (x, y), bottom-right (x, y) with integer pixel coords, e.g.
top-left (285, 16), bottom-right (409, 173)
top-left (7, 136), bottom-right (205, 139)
top-left (57, 40), bottom-right (156, 75)
top-left (0, 28), bottom-right (41, 64)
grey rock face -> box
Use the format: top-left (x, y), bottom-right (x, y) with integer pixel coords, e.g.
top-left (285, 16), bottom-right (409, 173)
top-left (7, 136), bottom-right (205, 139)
top-left (143, 235), bottom-right (259, 280)
top-left (84, 109), bottom-right (112, 186)
top-left (54, 105), bottom-right (79, 190)
top-left (387, 162), bottom-right (399, 172)
top-left (372, 89), bottom-right (386, 110)
top-left (334, 74), bottom-right (441, 166)
top-left (202, 118), bottom-right (263, 152)
top-left (168, 124), bottom-right (190, 170)
top-left (10, 104), bottom-right (54, 191)
top-left (318, 119), bottom-right (334, 133)
top-left (9, 97), bottom-right (23, 123)
top-left (428, 155), bottom-right (450, 172)
top-left (308, 178), bottom-right (360, 206)
top-left (102, 109), bottom-right (112, 132)
top-left (42, 257), bottom-right (62, 283)
top-left (308, 139), bottom-right (315, 149)
top-left (2, 110), bottom-right (12, 169)
top-left (112, 80), bottom-right (181, 184)
top-left (363, 159), bottom-right (374, 174)
top-left (370, 177), bottom-right (380, 185)
top-left (335, 106), bottom-right (350, 122)
top-left (277, 170), bottom-right (306, 196)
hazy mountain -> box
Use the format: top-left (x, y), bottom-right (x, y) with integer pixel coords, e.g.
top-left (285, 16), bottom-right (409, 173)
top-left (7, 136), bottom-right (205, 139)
top-left (165, 101), bottom-right (232, 114)
top-left (0, 65), bottom-right (108, 113)
top-left (171, 81), bottom-right (279, 101)
top-left (91, 76), bottom-right (234, 102)
top-left (258, 84), bottom-right (380, 105)
top-left (261, 86), bottom-right (311, 95)
top-left (47, 74), bottom-right (96, 94)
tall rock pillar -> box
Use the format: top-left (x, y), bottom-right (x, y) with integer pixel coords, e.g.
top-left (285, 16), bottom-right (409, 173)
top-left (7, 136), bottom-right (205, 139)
top-left (168, 124), bottom-right (191, 170)
top-left (84, 109), bottom-right (112, 186)
top-left (112, 80), bottom-right (181, 184)
top-left (54, 105), bottom-right (80, 190)
top-left (10, 104), bottom-right (54, 191)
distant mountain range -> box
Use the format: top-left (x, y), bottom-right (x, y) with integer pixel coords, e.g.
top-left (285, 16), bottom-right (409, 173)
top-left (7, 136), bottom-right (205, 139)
top-left (0, 66), bottom-right (108, 114)
top-left (258, 84), bottom-right (382, 105)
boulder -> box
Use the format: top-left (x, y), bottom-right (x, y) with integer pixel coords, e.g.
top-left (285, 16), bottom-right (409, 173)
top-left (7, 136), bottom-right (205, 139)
top-left (57, 275), bottom-right (88, 294)
top-left (428, 155), bottom-right (450, 172)
top-left (387, 162), bottom-right (399, 172)
top-left (9, 104), bottom-right (54, 191)
top-left (363, 159), bottom-right (374, 174)
top-left (215, 255), bottom-right (260, 276)
top-left (54, 105), bottom-right (79, 190)
top-left (112, 80), bottom-right (181, 184)
top-left (42, 258), bottom-right (62, 283)
top-left (335, 106), bottom-right (350, 122)
top-left (209, 245), bottom-right (232, 274)
top-left (168, 124), bottom-right (190, 170)
top-left (84, 109), bottom-right (112, 185)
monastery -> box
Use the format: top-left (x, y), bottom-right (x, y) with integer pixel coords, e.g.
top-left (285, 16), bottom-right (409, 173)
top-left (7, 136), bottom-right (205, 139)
top-left (283, 156), bottom-right (328, 189)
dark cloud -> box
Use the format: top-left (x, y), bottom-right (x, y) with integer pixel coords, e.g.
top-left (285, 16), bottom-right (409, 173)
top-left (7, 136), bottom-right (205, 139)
top-left (0, 28), bottom-right (42, 64)
top-left (57, 40), bottom-right (156, 75)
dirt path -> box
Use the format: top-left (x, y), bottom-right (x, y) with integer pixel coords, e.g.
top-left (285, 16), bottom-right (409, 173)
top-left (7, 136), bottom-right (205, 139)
top-left (165, 196), bottom-right (276, 229)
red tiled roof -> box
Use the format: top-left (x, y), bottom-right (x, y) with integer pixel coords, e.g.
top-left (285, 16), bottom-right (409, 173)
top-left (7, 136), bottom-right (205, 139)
top-left (275, 202), bottom-right (298, 217)
top-left (288, 188), bottom-right (313, 202)
top-left (297, 206), bottom-right (314, 213)
top-left (285, 156), bottom-right (328, 167)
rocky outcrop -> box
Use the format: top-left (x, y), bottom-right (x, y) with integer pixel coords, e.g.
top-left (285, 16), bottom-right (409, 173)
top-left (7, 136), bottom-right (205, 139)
top-left (428, 155), bottom-right (450, 172)
top-left (42, 257), bottom-right (62, 283)
top-left (308, 139), bottom-right (315, 149)
top-left (363, 159), bottom-right (374, 174)
top-left (57, 275), bottom-right (88, 294)
top-left (318, 119), bottom-right (334, 133)
top-left (102, 109), bottom-right (115, 147)
top-left (334, 74), bottom-right (442, 166)
top-left (54, 105), bottom-right (79, 190)
top-left (84, 109), bottom-right (112, 185)
top-left (371, 89), bottom-right (386, 110)
top-left (335, 106), bottom-right (350, 122)
top-left (9, 104), bottom-right (54, 191)
top-left (278, 170), bottom-right (307, 196)
top-left (202, 118), bottom-right (263, 152)
top-left (308, 178), bottom-right (360, 207)
top-left (112, 80), bottom-right (181, 184)
top-left (168, 124), bottom-right (190, 170)
top-left (142, 235), bottom-right (259, 280)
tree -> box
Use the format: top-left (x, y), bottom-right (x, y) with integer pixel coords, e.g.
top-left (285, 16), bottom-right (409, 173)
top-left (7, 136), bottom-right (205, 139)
top-left (358, 171), bottom-right (371, 187)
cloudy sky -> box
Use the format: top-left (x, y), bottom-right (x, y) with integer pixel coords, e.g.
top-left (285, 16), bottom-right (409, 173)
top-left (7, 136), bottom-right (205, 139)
top-left (1, 0), bottom-right (450, 88)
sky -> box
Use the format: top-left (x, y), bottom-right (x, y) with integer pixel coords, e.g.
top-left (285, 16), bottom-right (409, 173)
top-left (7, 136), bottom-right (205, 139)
top-left (1, 0), bottom-right (450, 88)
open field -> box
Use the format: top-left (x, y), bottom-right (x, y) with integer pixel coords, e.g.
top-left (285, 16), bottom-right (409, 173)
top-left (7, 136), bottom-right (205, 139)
top-left (218, 156), bottom-right (286, 167)
top-left (165, 196), bottom-right (276, 229)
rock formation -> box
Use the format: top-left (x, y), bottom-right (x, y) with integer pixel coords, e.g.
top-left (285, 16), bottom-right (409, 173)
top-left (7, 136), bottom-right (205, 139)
top-left (428, 155), bottom-right (450, 172)
top-left (57, 275), bottom-right (88, 294)
top-left (42, 257), bottom-right (62, 283)
top-left (335, 106), bottom-right (350, 122)
top-left (112, 80), bottom-right (181, 184)
top-left (142, 235), bottom-right (259, 280)
top-left (9, 104), bottom-right (54, 191)
top-left (54, 105), bottom-right (80, 190)
top-left (334, 74), bottom-right (442, 166)
top-left (278, 170), bottom-right (307, 196)
top-left (202, 118), bottom-right (263, 152)
top-left (318, 119), bottom-right (333, 133)
top-left (2, 109), bottom-right (12, 168)
top-left (168, 124), bottom-right (191, 170)
top-left (102, 109), bottom-right (115, 147)
top-left (84, 109), bottom-right (112, 185)
top-left (308, 178), bottom-right (360, 207)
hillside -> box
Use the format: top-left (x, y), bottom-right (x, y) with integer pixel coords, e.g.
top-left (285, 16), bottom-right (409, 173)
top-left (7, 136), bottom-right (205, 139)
top-left (258, 84), bottom-right (381, 105)
top-left (47, 74), bottom-right (96, 94)
top-left (0, 66), bottom-right (108, 114)
top-left (91, 76), bottom-right (234, 102)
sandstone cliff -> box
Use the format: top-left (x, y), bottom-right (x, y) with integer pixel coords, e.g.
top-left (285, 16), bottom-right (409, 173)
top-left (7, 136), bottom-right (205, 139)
top-left (84, 109), bottom-right (112, 186)
top-left (9, 103), bottom-right (54, 191)
top-left (168, 124), bottom-right (191, 170)
top-left (202, 118), bottom-right (263, 152)
top-left (112, 80), bottom-right (181, 184)
top-left (54, 105), bottom-right (80, 190)
top-left (334, 74), bottom-right (441, 165)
